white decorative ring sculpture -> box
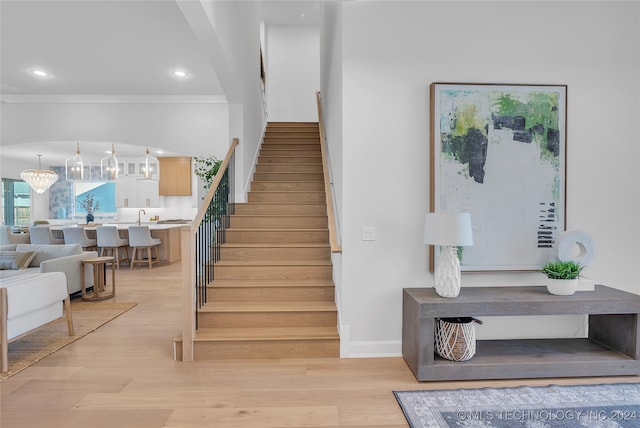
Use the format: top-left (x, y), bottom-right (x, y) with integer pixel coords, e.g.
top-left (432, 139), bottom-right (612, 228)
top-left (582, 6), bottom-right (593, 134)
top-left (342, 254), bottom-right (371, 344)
top-left (556, 230), bottom-right (595, 267)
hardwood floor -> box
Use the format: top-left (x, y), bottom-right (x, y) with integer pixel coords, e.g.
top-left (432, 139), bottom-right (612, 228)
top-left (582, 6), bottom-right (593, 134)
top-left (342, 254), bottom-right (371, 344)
top-left (1, 262), bottom-right (638, 427)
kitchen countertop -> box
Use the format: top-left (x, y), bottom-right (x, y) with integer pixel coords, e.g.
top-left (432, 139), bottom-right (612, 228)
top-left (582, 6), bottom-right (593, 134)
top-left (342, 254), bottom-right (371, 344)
top-left (49, 222), bottom-right (191, 231)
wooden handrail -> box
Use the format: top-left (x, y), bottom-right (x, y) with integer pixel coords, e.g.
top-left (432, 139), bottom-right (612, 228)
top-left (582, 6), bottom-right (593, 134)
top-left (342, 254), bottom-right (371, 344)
top-left (191, 138), bottom-right (240, 229)
top-left (316, 92), bottom-right (342, 253)
top-left (180, 138), bottom-right (239, 362)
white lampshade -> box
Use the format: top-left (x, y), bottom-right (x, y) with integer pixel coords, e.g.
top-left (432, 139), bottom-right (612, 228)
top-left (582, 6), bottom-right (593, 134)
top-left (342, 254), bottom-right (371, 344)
top-left (20, 154), bottom-right (58, 194)
top-left (423, 212), bottom-right (473, 247)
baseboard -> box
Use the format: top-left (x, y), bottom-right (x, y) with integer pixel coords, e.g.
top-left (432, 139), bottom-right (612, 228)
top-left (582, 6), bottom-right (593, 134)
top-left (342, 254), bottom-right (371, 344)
top-left (339, 316), bottom-right (403, 357)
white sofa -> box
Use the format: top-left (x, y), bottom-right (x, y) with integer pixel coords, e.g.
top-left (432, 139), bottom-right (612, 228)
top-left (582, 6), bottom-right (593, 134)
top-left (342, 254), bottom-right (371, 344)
top-left (0, 243), bottom-right (97, 294)
top-left (0, 271), bottom-right (73, 372)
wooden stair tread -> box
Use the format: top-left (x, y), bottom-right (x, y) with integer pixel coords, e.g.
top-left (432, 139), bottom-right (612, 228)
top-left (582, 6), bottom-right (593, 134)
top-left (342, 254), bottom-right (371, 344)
top-left (209, 278), bottom-right (334, 287)
top-left (215, 260), bottom-right (332, 267)
top-left (251, 180), bottom-right (324, 183)
top-left (202, 301), bottom-right (337, 312)
top-left (230, 215), bottom-right (328, 219)
top-left (228, 228), bottom-right (328, 232)
top-left (222, 243), bottom-right (329, 248)
top-left (195, 326), bottom-right (338, 341)
top-left (235, 202), bottom-right (326, 206)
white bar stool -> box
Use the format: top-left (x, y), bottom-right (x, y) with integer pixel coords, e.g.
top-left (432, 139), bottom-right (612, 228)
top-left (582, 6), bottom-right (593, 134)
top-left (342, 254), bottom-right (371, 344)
top-left (128, 225), bottom-right (161, 269)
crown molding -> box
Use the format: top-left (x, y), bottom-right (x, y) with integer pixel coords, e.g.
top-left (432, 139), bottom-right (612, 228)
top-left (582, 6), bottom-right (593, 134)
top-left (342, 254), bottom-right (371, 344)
top-left (0, 94), bottom-right (228, 104)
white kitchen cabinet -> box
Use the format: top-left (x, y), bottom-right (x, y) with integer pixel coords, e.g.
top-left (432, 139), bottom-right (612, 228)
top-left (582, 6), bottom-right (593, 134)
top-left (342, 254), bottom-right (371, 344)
top-left (116, 177), bottom-right (159, 208)
top-left (137, 180), bottom-right (160, 208)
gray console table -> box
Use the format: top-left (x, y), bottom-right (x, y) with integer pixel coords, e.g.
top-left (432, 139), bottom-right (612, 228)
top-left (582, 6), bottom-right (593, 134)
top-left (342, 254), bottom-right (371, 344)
top-left (402, 286), bottom-right (640, 381)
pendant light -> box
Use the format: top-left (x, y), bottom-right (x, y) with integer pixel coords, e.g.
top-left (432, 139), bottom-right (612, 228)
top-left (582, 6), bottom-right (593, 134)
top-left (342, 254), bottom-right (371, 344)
top-left (65, 141), bottom-right (85, 181)
top-left (138, 147), bottom-right (158, 180)
top-left (100, 144), bottom-right (119, 181)
top-left (20, 154), bottom-right (59, 194)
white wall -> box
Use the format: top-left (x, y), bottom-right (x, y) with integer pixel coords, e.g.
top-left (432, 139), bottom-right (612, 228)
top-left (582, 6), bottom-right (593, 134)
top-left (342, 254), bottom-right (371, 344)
top-left (199, 0), bottom-right (266, 201)
top-left (326, 1), bottom-right (640, 356)
top-left (320, 0), bottom-right (347, 354)
top-left (265, 25), bottom-right (320, 122)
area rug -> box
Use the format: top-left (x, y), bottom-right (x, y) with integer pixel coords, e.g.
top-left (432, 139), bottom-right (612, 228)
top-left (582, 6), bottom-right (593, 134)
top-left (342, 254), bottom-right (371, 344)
top-left (395, 383), bottom-right (640, 427)
top-left (0, 299), bottom-right (137, 381)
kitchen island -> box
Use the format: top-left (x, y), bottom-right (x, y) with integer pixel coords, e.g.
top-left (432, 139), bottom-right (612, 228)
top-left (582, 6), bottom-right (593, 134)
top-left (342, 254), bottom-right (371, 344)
top-left (50, 222), bottom-right (189, 265)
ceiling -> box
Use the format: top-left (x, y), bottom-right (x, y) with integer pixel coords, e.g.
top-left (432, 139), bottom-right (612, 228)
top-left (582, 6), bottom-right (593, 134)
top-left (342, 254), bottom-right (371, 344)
top-left (0, 0), bottom-right (321, 166)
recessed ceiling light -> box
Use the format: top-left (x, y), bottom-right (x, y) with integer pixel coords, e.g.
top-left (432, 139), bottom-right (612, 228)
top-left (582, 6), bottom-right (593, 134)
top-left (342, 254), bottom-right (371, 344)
top-left (32, 70), bottom-right (48, 77)
top-left (173, 70), bottom-right (187, 78)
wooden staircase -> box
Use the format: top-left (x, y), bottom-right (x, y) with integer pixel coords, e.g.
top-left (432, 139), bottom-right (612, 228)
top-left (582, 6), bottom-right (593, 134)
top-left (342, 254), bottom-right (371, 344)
top-left (193, 122), bottom-right (340, 359)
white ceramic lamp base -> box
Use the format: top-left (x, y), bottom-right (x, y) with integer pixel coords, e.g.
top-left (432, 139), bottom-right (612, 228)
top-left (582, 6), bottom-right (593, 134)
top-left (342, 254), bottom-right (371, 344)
top-left (434, 246), bottom-right (461, 298)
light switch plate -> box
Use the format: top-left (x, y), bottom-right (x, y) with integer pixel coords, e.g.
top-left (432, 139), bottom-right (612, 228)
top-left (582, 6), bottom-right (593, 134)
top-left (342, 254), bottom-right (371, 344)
top-left (361, 227), bottom-right (376, 241)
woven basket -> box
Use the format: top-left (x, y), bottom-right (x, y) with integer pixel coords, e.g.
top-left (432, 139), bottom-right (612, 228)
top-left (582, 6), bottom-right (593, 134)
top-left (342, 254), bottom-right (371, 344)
top-left (435, 317), bottom-right (479, 362)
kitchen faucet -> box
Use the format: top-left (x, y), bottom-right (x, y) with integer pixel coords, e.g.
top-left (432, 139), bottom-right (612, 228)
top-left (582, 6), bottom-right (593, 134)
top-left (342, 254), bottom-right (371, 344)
top-left (138, 209), bottom-right (146, 226)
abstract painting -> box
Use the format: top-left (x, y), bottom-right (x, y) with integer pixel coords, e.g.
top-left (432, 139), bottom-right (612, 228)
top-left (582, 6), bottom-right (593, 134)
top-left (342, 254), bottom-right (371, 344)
top-left (430, 83), bottom-right (567, 271)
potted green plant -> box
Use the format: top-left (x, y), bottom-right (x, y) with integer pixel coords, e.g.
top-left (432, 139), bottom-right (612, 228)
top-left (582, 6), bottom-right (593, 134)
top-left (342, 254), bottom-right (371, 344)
top-left (193, 155), bottom-right (222, 193)
top-left (541, 260), bottom-right (583, 295)
top-left (79, 193), bottom-right (100, 224)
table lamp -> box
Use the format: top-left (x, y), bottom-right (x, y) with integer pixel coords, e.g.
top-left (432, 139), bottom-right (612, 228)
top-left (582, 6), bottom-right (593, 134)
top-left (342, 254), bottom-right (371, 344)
top-left (423, 212), bottom-right (473, 298)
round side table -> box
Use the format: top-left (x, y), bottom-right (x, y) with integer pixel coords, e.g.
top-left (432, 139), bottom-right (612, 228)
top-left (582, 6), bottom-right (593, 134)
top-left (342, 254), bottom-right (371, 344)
top-left (81, 256), bottom-right (116, 301)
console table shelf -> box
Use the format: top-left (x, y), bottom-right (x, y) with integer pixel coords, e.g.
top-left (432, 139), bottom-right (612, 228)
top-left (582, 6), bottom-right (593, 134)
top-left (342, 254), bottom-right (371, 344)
top-left (402, 285), bottom-right (640, 381)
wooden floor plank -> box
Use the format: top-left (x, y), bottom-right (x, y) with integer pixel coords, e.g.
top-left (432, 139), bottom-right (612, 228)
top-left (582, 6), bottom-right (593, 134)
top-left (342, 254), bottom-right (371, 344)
top-left (2, 262), bottom-right (639, 428)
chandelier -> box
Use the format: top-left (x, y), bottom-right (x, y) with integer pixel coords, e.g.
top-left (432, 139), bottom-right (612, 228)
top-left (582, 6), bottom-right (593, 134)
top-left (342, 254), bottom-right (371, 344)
top-left (20, 154), bottom-right (59, 194)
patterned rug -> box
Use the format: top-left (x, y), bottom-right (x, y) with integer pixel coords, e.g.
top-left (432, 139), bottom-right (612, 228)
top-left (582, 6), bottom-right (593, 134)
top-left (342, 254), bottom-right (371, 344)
top-left (395, 383), bottom-right (640, 427)
top-left (1, 299), bottom-right (137, 381)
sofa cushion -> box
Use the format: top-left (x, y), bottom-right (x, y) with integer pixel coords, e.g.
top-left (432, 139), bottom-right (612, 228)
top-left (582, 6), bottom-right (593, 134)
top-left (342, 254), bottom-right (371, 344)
top-left (0, 251), bottom-right (36, 270)
top-left (0, 244), bottom-right (17, 251)
top-left (0, 272), bottom-right (68, 320)
top-left (15, 243), bottom-right (83, 267)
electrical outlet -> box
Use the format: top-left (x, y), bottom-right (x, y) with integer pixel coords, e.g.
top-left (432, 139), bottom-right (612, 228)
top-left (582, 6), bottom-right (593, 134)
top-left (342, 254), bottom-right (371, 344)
top-left (361, 227), bottom-right (376, 241)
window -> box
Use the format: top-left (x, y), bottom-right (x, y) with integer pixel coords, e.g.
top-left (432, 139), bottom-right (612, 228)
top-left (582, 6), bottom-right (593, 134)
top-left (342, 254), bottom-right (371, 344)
top-left (72, 182), bottom-right (116, 219)
top-left (2, 179), bottom-right (31, 226)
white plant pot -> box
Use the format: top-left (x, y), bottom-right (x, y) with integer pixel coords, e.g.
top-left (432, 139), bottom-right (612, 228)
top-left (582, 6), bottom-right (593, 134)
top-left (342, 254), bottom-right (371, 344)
top-left (546, 278), bottom-right (579, 296)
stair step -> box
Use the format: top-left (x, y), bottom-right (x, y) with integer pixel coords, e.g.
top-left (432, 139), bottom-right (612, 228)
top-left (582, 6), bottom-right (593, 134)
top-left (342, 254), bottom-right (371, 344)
top-left (195, 326), bottom-right (338, 341)
top-left (251, 181), bottom-right (324, 191)
top-left (259, 150), bottom-right (322, 157)
top-left (208, 279), bottom-right (334, 302)
top-left (230, 215), bottom-right (328, 229)
top-left (261, 143), bottom-right (321, 151)
top-left (214, 261), bottom-right (332, 280)
top-left (267, 121), bottom-right (318, 127)
top-left (193, 326), bottom-right (339, 359)
top-left (264, 132), bottom-right (319, 139)
top-left (253, 172), bottom-right (325, 182)
top-left (247, 191), bottom-right (325, 204)
top-left (260, 149), bottom-right (321, 157)
top-left (220, 243), bottom-right (330, 261)
top-left (202, 300), bottom-right (336, 313)
top-left (258, 156), bottom-right (321, 165)
top-left (234, 203), bottom-right (326, 215)
top-left (255, 164), bottom-right (324, 173)
top-left (198, 301), bottom-right (337, 328)
top-left (225, 229), bottom-right (329, 244)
